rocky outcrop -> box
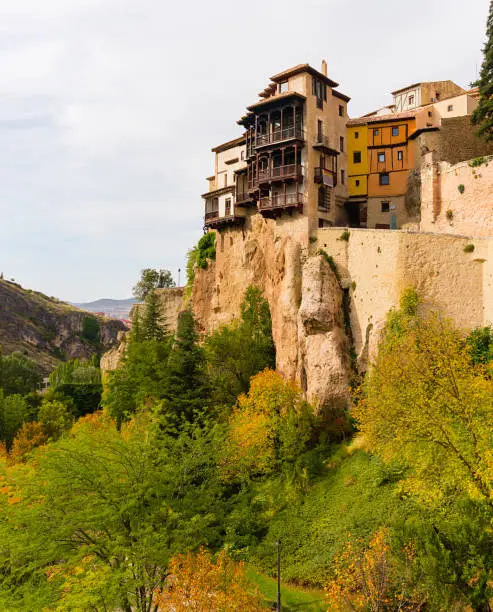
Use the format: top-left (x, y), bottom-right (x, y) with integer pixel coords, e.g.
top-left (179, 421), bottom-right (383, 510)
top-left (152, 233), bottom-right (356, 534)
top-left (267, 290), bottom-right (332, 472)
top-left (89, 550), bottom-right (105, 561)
top-left (297, 256), bottom-right (350, 411)
top-left (0, 279), bottom-right (127, 374)
top-left (191, 214), bottom-right (351, 413)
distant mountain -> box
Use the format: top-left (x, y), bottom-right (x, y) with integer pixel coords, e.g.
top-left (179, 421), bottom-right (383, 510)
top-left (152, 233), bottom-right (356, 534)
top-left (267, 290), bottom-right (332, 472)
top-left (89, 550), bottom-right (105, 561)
top-left (0, 279), bottom-right (127, 374)
top-left (73, 298), bottom-right (138, 320)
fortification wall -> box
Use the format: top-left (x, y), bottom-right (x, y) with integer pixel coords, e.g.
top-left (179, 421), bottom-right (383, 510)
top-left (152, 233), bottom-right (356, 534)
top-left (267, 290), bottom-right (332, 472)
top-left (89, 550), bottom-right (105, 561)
top-left (420, 155), bottom-right (493, 237)
top-left (314, 227), bottom-right (493, 367)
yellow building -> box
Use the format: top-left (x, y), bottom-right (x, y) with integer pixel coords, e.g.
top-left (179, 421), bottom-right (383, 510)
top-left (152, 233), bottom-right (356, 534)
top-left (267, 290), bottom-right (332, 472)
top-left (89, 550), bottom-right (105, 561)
top-left (346, 123), bottom-right (368, 226)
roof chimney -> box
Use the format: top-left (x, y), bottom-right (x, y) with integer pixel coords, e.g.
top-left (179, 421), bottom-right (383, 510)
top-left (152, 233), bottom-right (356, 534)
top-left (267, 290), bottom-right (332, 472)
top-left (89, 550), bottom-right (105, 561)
top-left (321, 59), bottom-right (327, 76)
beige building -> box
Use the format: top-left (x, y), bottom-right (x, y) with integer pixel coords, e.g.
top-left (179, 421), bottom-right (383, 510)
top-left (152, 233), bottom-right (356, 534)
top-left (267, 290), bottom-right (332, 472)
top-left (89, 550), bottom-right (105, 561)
top-left (392, 80), bottom-right (466, 113)
top-left (202, 62), bottom-right (350, 233)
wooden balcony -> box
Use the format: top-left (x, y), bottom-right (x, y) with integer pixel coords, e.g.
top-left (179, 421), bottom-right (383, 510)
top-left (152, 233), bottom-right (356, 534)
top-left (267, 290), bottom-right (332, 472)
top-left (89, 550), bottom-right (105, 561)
top-left (314, 167), bottom-right (337, 187)
top-left (255, 126), bottom-right (304, 148)
top-left (258, 192), bottom-right (304, 215)
top-left (204, 211), bottom-right (245, 230)
top-left (235, 191), bottom-right (254, 207)
top-left (257, 163), bottom-right (303, 185)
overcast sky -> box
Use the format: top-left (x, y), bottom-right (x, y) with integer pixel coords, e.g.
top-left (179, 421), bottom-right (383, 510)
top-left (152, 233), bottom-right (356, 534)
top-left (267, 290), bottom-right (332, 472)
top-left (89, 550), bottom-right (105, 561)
top-left (0, 0), bottom-right (489, 302)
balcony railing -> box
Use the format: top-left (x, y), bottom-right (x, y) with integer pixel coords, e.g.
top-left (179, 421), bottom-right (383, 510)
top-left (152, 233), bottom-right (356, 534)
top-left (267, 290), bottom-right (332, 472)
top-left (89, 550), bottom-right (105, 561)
top-left (314, 167), bottom-right (337, 187)
top-left (257, 163), bottom-right (303, 184)
top-left (314, 134), bottom-right (330, 147)
top-left (204, 212), bottom-right (245, 229)
top-left (258, 192), bottom-right (304, 211)
top-left (256, 126), bottom-right (304, 147)
top-left (236, 191), bottom-right (252, 205)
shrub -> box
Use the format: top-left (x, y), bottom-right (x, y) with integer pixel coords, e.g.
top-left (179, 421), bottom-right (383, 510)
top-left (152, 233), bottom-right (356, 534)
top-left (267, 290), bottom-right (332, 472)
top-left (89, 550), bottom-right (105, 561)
top-left (464, 243), bottom-right (475, 253)
top-left (317, 250), bottom-right (340, 281)
top-left (339, 230), bottom-right (350, 242)
top-left (82, 317), bottom-right (100, 343)
top-left (196, 232), bottom-right (216, 269)
top-left (446, 209), bottom-right (454, 220)
top-left (309, 236), bottom-right (317, 244)
top-left (458, 184), bottom-right (465, 194)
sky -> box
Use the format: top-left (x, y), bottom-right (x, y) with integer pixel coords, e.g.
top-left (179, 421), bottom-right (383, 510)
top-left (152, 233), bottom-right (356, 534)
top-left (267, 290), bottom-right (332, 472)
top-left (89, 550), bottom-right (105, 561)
top-left (0, 0), bottom-right (489, 302)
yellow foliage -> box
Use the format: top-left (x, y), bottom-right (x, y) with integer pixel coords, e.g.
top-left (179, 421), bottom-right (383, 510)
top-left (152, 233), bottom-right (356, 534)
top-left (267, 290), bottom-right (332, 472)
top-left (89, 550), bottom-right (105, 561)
top-left (9, 422), bottom-right (48, 465)
top-left (153, 548), bottom-right (265, 611)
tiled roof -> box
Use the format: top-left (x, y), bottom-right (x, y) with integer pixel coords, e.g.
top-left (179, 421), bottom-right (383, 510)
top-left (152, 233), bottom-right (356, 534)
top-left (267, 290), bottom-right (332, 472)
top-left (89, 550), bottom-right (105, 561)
top-left (270, 63), bottom-right (338, 88)
top-left (246, 91), bottom-right (306, 111)
top-left (347, 110), bottom-right (418, 126)
top-left (211, 135), bottom-right (245, 153)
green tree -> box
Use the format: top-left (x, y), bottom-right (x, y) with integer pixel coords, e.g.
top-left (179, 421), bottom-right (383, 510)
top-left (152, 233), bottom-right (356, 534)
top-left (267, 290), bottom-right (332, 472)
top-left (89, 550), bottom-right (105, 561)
top-left (0, 411), bottom-right (225, 611)
top-left (81, 316), bottom-right (100, 343)
top-left (0, 352), bottom-right (42, 396)
top-left (132, 268), bottom-right (175, 300)
top-left (466, 325), bottom-right (493, 366)
top-left (163, 309), bottom-right (210, 427)
top-left (140, 290), bottom-right (167, 342)
top-left (205, 286), bottom-right (276, 408)
top-left (37, 399), bottom-right (73, 441)
top-left (472, 1), bottom-right (493, 141)
top-left (0, 392), bottom-right (29, 448)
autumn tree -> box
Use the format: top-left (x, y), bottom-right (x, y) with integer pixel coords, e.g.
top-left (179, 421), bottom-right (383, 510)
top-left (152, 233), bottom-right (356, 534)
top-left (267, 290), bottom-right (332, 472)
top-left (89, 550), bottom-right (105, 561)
top-left (219, 369), bottom-right (315, 482)
top-left (153, 548), bottom-right (265, 611)
top-left (472, 1), bottom-right (493, 141)
top-left (354, 298), bottom-right (493, 610)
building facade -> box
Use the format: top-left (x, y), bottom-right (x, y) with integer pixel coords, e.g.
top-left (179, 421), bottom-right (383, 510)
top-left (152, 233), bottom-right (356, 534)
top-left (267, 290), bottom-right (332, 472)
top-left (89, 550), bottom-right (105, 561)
top-left (202, 62), bottom-right (350, 234)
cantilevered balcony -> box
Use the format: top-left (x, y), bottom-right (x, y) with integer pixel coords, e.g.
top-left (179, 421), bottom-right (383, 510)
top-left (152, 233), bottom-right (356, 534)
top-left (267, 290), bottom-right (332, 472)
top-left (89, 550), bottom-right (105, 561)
top-left (314, 167), bottom-right (337, 187)
top-left (204, 211), bottom-right (245, 231)
top-left (257, 163), bottom-right (303, 186)
top-left (255, 126), bottom-right (305, 148)
top-left (258, 191), bottom-right (304, 214)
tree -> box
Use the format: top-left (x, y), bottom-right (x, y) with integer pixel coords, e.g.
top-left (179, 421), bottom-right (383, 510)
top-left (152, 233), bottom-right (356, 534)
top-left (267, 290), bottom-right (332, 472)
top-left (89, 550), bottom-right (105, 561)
top-left (163, 309), bottom-right (210, 427)
top-left (132, 268), bottom-right (175, 300)
top-left (472, 1), bottom-right (493, 141)
top-left (8, 421), bottom-right (48, 464)
top-left (141, 290), bottom-right (168, 342)
top-left (466, 325), bottom-right (493, 366)
top-left (0, 411), bottom-right (226, 611)
top-left (353, 305), bottom-right (493, 610)
top-left (153, 548), bottom-right (265, 611)
top-left (326, 528), bottom-right (424, 611)
top-left (205, 286), bottom-right (276, 408)
top-left (0, 393), bottom-right (29, 448)
top-left (219, 369), bottom-right (315, 482)
top-left (37, 399), bottom-right (73, 441)
top-left (0, 352), bottom-right (42, 396)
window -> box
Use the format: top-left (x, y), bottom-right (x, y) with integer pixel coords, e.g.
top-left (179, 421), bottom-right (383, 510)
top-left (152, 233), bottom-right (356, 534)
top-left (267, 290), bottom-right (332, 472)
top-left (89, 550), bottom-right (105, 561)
top-left (428, 111), bottom-right (433, 117)
top-left (447, 104), bottom-right (454, 112)
top-left (318, 186), bottom-right (330, 212)
top-left (225, 198), bottom-right (231, 216)
top-left (379, 173), bottom-right (390, 185)
top-left (312, 77), bottom-right (326, 108)
top-left (224, 174), bottom-right (227, 187)
top-left (392, 126), bottom-right (399, 137)
top-left (279, 81), bottom-right (288, 93)
top-left (408, 95), bottom-right (415, 105)
top-left (374, 129), bottom-right (379, 136)
top-left (355, 179), bottom-right (360, 187)
top-left (397, 150), bottom-right (403, 161)
top-left (355, 131), bottom-right (359, 139)
top-left (317, 119), bottom-right (323, 142)
top-left (353, 151), bottom-right (362, 164)
top-left (381, 201), bottom-right (390, 213)
top-left (378, 152), bottom-right (385, 163)
top-left (340, 136), bottom-right (344, 152)
top-left (339, 105), bottom-right (344, 117)
top-left (241, 150), bottom-right (245, 160)
top-left (341, 169), bottom-right (345, 184)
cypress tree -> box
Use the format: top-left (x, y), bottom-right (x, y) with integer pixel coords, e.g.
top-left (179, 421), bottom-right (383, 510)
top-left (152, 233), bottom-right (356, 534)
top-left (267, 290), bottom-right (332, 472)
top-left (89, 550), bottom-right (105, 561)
top-left (472, 1), bottom-right (493, 141)
top-left (141, 290), bottom-right (167, 342)
top-left (164, 309), bottom-right (210, 425)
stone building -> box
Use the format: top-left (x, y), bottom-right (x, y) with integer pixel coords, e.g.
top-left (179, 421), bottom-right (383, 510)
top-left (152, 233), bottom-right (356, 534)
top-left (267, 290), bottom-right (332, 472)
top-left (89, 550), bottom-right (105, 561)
top-left (202, 62), bottom-right (350, 235)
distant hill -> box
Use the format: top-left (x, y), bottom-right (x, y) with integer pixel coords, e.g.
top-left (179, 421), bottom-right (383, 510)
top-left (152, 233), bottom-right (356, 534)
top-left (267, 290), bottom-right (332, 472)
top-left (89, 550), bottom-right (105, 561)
top-left (0, 279), bottom-right (128, 374)
top-left (74, 298), bottom-right (138, 320)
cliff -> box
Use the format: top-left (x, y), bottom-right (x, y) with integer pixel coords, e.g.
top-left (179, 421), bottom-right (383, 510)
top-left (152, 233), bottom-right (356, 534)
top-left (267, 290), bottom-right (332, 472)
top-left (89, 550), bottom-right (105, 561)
top-left (0, 279), bottom-right (127, 373)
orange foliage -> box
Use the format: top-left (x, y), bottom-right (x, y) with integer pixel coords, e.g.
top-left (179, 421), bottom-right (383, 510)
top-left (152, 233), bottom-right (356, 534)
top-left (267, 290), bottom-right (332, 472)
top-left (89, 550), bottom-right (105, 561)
top-left (153, 548), bottom-right (264, 611)
top-left (70, 411), bottom-right (114, 435)
top-left (9, 422), bottom-right (48, 464)
top-left (325, 529), bottom-right (423, 611)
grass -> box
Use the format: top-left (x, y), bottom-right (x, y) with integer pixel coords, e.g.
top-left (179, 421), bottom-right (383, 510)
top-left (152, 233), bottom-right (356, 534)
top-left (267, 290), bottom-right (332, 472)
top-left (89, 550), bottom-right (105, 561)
top-left (248, 568), bottom-right (326, 611)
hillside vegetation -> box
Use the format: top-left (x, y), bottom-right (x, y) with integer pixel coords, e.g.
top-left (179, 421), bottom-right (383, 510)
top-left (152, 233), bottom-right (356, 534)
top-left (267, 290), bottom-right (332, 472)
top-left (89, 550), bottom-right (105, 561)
top-left (0, 284), bottom-right (492, 610)
top-left (0, 279), bottom-right (126, 373)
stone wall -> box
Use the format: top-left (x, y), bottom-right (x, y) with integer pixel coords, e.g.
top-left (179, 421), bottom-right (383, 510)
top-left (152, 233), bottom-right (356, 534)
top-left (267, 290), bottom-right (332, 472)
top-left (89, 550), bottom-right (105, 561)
top-left (439, 116), bottom-right (493, 165)
top-left (314, 227), bottom-right (493, 370)
top-left (420, 154), bottom-right (493, 237)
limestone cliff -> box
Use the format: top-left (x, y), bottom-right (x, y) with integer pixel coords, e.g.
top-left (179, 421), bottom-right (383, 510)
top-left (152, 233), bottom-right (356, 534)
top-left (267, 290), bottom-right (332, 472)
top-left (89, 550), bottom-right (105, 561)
top-left (192, 215), bottom-right (351, 413)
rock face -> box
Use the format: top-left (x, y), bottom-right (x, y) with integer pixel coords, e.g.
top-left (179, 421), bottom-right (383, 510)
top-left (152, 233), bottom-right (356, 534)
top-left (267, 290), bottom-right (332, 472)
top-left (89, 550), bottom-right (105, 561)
top-left (0, 279), bottom-right (127, 374)
top-left (191, 215), bottom-right (351, 413)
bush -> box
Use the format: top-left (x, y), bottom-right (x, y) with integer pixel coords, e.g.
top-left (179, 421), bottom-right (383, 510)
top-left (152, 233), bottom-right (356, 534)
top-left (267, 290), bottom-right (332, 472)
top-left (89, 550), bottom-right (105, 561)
top-left (339, 230), bottom-right (350, 242)
top-left (82, 317), bottom-right (100, 343)
top-left (196, 232), bottom-right (216, 269)
top-left (446, 209), bottom-right (454, 220)
top-left (317, 250), bottom-right (340, 281)
top-left (458, 184), bottom-right (465, 194)
top-left (464, 243), bottom-right (475, 253)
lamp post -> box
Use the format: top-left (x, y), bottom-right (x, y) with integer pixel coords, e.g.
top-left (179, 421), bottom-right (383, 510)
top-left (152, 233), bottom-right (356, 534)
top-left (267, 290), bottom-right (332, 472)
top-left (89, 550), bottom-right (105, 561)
top-left (178, 268), bottom-right (181, 287)
top-left (276, 540), bottom-right (281, 611)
